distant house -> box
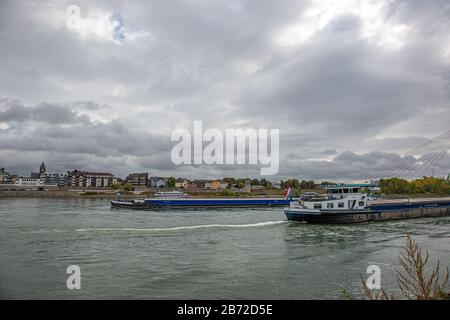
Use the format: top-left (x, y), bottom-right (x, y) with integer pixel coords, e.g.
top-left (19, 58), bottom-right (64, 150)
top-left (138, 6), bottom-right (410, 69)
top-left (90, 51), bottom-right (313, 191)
top-left (272, 182), bottom-right (282, 189)
top-left (14, 177), bottom-right (46, 187)
top-left (0, 168), bottom-right (9, 182)
top-left (0, 168), bottom-right (14, 184)
top-left (189, 180), bottom-right (208, 189)
top-left (125, 173), bottom-right (149, 187)
top-left (251, 185), bottom-right (265, 191)
top-left (149, 177), bottom-right (167, 188)
top-left (67, 170), bottom-right (118, 188)
top-left (241, 180), bottom-right (252, 192)
top-left (175, 178), bottom-right (188, 189)
top-left (205, 180), bottom-right (229, 190)
top-left (40, 173), bottom-right (68, 187)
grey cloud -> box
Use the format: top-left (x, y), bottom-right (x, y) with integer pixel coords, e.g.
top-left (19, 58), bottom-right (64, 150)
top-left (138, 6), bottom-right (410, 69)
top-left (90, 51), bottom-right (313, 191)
top-left (0, 98), bottom-right (173, 176)
top-left (239, 22), bottom-right (444, 138)
top-left (334, 151), bottom-right (400, 166)
top-left (65, 101), bottom-right (112, 111)
top-left (0, 99), bottom-right (90, 124)
top-left (323, 149), bottom-right (338, 156)
top-left (366, 136), bottom-right (431, 153)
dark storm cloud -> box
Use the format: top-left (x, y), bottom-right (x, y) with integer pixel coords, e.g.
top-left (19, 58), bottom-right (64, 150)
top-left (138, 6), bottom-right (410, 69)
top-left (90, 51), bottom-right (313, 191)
top-left (0, 99), bottom-right (90, 124)
top-left (0, 98), bottom-right (174, 176)
top-left (0, 0), bottom-right (449, 178)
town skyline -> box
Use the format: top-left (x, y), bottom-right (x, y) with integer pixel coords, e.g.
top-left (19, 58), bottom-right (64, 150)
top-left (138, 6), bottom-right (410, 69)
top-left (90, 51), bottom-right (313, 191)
top-left (2, 158), bottom-right (449, 190)
top-left (0, 160), bottom-right (311, 184)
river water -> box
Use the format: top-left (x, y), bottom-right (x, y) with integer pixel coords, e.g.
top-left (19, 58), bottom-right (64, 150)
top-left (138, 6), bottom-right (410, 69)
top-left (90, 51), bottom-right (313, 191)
top-left (0, 197), bottom-right (449, 299)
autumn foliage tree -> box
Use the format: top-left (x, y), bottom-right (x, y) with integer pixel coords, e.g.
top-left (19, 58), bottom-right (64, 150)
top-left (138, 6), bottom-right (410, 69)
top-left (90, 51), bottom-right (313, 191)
top-left (362, 235), bottom-right (449, 300)
top-left (380, 177), bottom-right (450, 195)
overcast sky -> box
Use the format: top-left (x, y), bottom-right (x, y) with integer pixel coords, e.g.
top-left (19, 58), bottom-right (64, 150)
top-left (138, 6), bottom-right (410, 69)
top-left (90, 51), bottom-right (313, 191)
top-left (0, 0), bottom-right (449, 180)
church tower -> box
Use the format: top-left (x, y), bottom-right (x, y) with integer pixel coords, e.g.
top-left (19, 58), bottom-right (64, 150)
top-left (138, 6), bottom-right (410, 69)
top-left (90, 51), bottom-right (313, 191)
top-left (39, 161), bottom-right (46, 175)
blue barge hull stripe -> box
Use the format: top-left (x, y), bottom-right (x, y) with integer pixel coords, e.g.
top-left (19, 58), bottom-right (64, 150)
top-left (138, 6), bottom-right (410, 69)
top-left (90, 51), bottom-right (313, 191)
top-left (370, 200), bottom-right (450, 211)
top-left (143, 199), bottom-right (290, 206)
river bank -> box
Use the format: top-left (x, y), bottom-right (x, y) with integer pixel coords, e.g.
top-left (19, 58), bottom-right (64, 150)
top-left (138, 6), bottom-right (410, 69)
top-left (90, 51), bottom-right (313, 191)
top-left (0, 189), bottom-right (287, 199)
top-left (0, 190), bottom-right (127, 198)
top-left (2, 188), bottom-right (450, 200)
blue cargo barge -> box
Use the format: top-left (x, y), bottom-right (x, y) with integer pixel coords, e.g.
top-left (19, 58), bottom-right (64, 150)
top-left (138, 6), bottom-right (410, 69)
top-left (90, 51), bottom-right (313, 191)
top-left (111, 189), bottom-right (292, 209)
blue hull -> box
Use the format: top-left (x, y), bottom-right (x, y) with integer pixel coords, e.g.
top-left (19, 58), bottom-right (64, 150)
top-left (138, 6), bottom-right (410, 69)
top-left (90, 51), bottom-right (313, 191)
top-left (370, 200), bottom-right (450, 211)
top-left (284, 199), bottom-right (450, 224)
top-left (145, 198), bottom-right (289, 207)
top-left (111, 197), bottom-right (290, 209)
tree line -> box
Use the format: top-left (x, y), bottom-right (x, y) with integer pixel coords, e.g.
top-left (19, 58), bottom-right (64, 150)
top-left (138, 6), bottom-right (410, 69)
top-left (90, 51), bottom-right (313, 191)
top-left (380, 177), bottom-right (450, 195)
top-left (280, 179), bottom-right (336, 190)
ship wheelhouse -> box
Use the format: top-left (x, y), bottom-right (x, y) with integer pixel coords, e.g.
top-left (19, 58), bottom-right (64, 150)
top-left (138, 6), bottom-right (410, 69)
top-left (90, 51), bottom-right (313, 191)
top-left (300, 184), bottom-right (375, 211)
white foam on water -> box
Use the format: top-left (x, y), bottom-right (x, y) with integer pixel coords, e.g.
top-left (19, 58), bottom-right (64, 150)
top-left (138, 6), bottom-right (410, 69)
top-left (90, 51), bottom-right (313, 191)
top-left (76, 220), bottom-right (287, 233)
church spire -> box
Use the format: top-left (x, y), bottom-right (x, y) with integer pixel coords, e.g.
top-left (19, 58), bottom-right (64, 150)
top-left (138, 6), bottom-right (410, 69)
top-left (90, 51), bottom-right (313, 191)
top-left (39, 161), bottom-right (46, 175)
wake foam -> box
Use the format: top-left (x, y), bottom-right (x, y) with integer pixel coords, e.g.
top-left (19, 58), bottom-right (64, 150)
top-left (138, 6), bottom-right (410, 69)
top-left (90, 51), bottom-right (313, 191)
top-left (76, 220), bottom-right (287, 233)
